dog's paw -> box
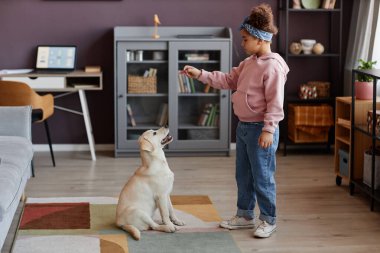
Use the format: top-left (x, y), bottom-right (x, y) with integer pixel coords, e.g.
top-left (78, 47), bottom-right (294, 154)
top-left (155, 224), bottom-right (176, 233)
top-left (172, 219), bottom-right (185, 226)
top-left (168, 223), bottom-right (177, 232)
top-left (162, 223), bottom-right (177, 233)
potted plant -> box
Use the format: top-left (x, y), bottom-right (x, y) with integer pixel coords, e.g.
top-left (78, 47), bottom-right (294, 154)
top-left (355, 59), bottom-right (377, 100)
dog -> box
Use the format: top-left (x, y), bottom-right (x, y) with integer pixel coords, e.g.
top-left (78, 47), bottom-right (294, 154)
top-left (116, 127), bottom-right (185, 240)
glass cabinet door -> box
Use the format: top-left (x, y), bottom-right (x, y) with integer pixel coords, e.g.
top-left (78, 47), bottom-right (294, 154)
top-left (168, 41), bottom-right (230, 150)
top-left (116, 42), bottom-right (169, 149)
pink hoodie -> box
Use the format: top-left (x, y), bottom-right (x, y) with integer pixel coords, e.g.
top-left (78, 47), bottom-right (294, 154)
top-left (198, 52), bottom-right (289, 134)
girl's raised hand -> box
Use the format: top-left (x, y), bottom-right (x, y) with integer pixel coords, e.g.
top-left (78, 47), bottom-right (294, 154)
top-left (182, 65), bottom-right (201, 79)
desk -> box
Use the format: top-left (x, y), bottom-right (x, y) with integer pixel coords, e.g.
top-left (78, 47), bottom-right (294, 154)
top-left (0, 70), bottom-right (103, 160)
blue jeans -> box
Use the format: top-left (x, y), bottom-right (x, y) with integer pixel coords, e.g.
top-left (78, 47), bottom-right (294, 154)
top-left (235, 121), bottom-right (279, 225)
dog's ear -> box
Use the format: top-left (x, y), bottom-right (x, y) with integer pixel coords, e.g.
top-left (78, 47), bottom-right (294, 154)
top-left (138, 136), bottom-right (154, 152)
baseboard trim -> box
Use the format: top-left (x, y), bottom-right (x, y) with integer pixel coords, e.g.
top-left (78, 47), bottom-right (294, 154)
top-left (33, 143), bottom-right (236, 152)
top-left (33, 144), bottom-right (114, 152)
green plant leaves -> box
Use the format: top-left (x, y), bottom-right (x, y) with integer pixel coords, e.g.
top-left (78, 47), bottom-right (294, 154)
top-left (357, 59), bottom-right (377, 82)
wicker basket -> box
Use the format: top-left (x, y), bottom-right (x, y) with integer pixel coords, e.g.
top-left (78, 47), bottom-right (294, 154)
top-left (128, 75), bottom-right (157, 94)
top-left (287, 104), bottom-right (332, 143)
top-left (307, 81), bottom-right (330, 98)
top-left (288, 119), bottom-right (329, 143)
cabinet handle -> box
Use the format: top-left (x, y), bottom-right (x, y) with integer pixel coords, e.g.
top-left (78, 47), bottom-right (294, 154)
top-left (118, 94), bottom-right (124, 98)
top-left (222, 94), bottom-right (227, 98)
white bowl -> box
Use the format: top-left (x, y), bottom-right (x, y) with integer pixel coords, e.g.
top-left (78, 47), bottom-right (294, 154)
top-left (300, 39), bottom-right (316, 54)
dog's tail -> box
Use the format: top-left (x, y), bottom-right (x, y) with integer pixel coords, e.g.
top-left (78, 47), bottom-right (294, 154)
top-left (121, 224), bottom-right (141, 240)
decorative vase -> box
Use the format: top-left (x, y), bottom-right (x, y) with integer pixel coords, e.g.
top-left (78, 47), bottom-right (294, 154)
top-left (289, 42), bottom-right (302, 55)
top-left (300, 39), bottom-right (316, 54)
top-left (312, 43), bottom-right (325, 55)
top-left (292, 0), bottom-right (301, 9)
top-left (355, 81), bottom-right (373, 100)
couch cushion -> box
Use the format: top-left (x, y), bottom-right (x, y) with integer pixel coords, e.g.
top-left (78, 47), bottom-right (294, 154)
top-left (0, 136), bottom-right (33, 221)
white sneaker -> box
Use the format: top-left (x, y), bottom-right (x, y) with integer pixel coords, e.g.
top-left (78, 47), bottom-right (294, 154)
top-left (253, 221), bottom-right (276, 238)
top-left (220, 216), bottom-right (255, 230)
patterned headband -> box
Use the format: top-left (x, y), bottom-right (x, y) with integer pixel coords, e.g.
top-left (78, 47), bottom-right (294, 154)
top-left (239, 16), bottom-right (273, 42)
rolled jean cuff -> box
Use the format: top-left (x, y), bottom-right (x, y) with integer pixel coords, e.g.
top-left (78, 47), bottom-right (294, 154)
top-left (259, 214), bottom-right (276, 225)
top-left (236, 209), bottom-right (254, 220)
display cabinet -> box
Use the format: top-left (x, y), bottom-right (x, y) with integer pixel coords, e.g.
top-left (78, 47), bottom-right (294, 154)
top-left (114, 27), bottom-right (232, 156)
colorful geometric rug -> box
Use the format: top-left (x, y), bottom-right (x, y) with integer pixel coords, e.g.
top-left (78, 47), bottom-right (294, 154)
top-left (12, 196), bottom-right (241, 253)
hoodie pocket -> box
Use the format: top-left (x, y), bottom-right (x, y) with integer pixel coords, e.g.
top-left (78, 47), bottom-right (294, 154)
top-left (231, 90), bottom-right (256, 116)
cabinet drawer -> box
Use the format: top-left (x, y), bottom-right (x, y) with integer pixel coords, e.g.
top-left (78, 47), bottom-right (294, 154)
top-left (2, 76), bottom-right (65, 89)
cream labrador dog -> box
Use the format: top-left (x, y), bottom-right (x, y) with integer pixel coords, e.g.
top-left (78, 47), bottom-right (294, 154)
top-left (116, 127), bottom-right (185, 240)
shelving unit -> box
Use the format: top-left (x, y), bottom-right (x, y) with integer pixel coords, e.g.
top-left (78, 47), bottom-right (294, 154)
top-left (334, 97), bottom-right (373, 186)
top-left (277, 0), bottom-right (343, 155)
top-left (350, 69), bottom-right (380, 211)
top-left (114, 27), bottom-right (232, 156)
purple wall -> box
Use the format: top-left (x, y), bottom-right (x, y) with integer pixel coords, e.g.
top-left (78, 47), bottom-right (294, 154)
top-left (0, 0), bottom-right (353, 144)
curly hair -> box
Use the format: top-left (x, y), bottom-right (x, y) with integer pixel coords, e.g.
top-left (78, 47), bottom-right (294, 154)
top-left (248, 3), bottom-right (278, 35)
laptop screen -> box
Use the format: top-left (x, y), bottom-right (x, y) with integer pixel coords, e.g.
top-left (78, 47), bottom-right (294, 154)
top-left (36, 45), bottom-right (76, 70)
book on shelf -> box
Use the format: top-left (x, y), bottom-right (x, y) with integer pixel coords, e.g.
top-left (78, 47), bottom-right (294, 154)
top-left (177, 72), bottom-right (217, 94)
top-left (127, 104), bottom-right (137, 127)
top-left (182, 74), bottom-right (190, 93)
top-left (156, 103), bottom-right (168, 126)
top-left (198, 103), bottom-right (213, 126)
top-left (203, 84), bottom-right (217, 93)
top-left (198, 103), bottom-right (219, 126)
top-left (189, 77), bottom-right (195, 93)
top-left (143, 68), bottom-right (157, 77)
top-left (206, 105), bottom-right (215, 126)
top-left (178, 72), bottom-right (185, 92)
top-left (211, 104), bottom-right (220, 126)
top-left (204, 84), bottom-right (211, 93)
top-left (206, 104), bottom-right (220, 127)
top-left (185, 53), bottom-right (210, 61)
top-left (178, 71), bottom-right (196, 93)
top-left (84, 66), bottom-right (101, 73)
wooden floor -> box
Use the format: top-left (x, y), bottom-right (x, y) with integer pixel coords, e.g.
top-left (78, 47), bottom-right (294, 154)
top-left (3, 150), bottom-right (380, 253)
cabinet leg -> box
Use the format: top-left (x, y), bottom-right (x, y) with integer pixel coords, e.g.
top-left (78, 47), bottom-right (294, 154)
top-left (371, 198), bottom-right (375, 211)
top-left (349, 182), bottom-right (355, 195)
top-left (326, 143), bottom-right (331, 154)
top-left (336, 175), bottom-right (342, 186)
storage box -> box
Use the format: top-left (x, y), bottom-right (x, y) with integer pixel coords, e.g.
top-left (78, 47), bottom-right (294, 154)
top-left (298, 84), bottom-right (317, 100)
top-left (307, 81), bottom-right (330, 98)
top-left (288, 104), bottom-right (333, 143)
top-left (127, 75), bottom-right (157, 94)
top-left (338, 149), bottom-right (349, 177)
top-left (367, 110), bottom-right (380, 136)
top-left (363, 150), bottom-right (380, 189)
top-left (288, 122), bottom-right (329, 143)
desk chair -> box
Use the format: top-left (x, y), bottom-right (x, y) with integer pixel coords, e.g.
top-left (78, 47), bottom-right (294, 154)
top-left (0, 80), bottom-right (56, 176)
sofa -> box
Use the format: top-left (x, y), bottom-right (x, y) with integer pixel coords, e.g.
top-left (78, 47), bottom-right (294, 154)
top-left (0, 106), bottom-right (34, 250)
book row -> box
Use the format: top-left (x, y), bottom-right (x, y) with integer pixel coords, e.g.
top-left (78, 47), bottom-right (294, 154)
top-left (198, 103), bottom-right (220, 127)
top-left (126, 102), bottom-right (220, 128)
top-left (177, 71), bottom-right (214, 93)
top-left (127, 103), bottom-right (168, 127)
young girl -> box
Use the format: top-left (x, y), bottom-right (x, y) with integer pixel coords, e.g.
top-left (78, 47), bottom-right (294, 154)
top-left (183, 4), bottom-right (289, 238)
